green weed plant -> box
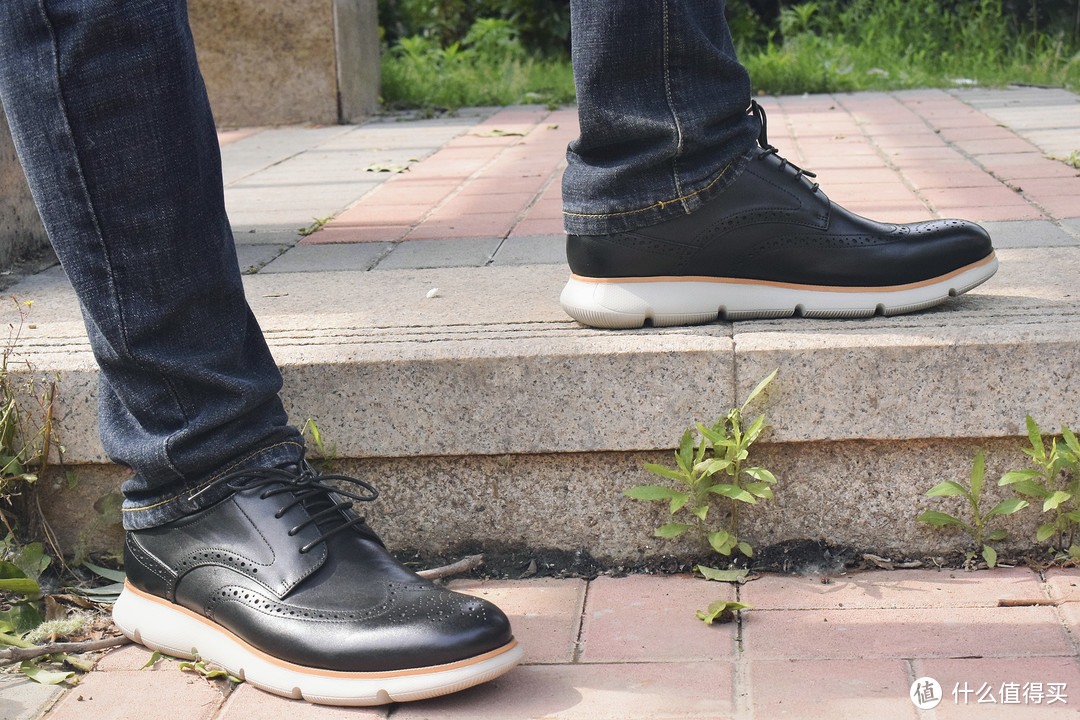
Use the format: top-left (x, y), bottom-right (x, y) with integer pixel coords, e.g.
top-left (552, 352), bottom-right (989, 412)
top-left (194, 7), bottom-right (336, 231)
top-left (917, 450), bottom-right (1028, 568)
top-left (999, 416), bottom-right (1080, 561)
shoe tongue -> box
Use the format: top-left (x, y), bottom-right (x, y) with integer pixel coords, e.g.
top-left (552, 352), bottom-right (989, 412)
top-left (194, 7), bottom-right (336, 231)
top-left (296, 481), bottom-right (351, 535)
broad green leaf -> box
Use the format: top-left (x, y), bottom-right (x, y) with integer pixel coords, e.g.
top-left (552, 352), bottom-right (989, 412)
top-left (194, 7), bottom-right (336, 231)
top-left (1006, 479), bottom-right (1050, 499)
top-left (65, 655), bottom-right (95, 673)
top-left (707, 531), bottom-right (731, 554)
top-left (697, 600), bottom-right (752, 625)
top-left (917, 510), bottom-right (964, 528)
top-left (12, 543), bottom-right (49, 582)
top-left (19, 662), bottom-right (73, 685)
top-left (694, 565), bottom-right (749, 583)
top-left (745, 482), bottom-right (774, 499)
top-left (643, 463), bottom-right (687, 483)
top-left (2, 603), bottom-right (42, 634)
top-left (623, 485), bottom-right (682, 501)
top-left (142, 650), bottom-right (163, 670)
top-left (743, 467), bottom-right (777, 484)
top-left (970, 450), bottom-right (986, 499)
top-left (670, 492), bottom-right (690, 514)
top-left (1063, 426), bottom-right (1080, 453)
top-left (1065, 511), bottom-right (1080, 524)
top-left (699, 459), bottom-right (732, 478)
top-left (0, 560), bottom-right (28, 580)
top-left (1070, 545), bottom-right (1080, 561)
top-left (1027, 415), bottom-right (1046, 462)
top-left (73, 582), bottom-right (125, 596)
top-left (998, 469), bottom-right (1044, 486)
top-left (982, 544), bottom-right (997, 568)
top-left (655, 523), bottom-right (693, 539)
top-left (737, 541), bottom-right (754, 557)
top-left (1044, 491), bottom-right (1072, 512)
top-left (707, 484), bottom-right (757, 504)
top-left (926, 481), bottom-right (969, 498)
top-left (697, 424), bottom-right (723, 445)
top-left (744, 414), bottom-right (767, 445)
top-left (986, 498), bottom-right (1029, 517)
top-left (677, 430), bottom-right (695, 474)
top-left (987, 529), bottom-right (1008, 541)
top-left (693, 432), bottom-right (708, 466)
top-left (0, 578), bottom-right (40, 595)
top-left (83, 561), bottom-right (127, 584)
top-left (693, 504), bottom-right (709, 521)
top-left (1037, 523), bottom-right (1057, 542)
top-left (743, 368), bottom-right (778, 409)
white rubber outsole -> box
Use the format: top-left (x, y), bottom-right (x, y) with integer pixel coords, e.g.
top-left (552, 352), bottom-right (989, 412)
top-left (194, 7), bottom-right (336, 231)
top-left (560, 253), bottom-right (998, 329)
top-left (112, 582), bottom-right (523, 706)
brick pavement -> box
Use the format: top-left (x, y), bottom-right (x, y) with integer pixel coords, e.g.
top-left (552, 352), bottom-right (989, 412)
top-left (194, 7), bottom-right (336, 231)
top-left (19, 568), bottom-right (1080, 719)
top-left (214, 87), bottom-right (1080, 278)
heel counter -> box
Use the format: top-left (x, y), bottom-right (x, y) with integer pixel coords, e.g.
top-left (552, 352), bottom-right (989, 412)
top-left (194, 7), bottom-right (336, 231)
top-left (566, 233), bottom-right (690, 278)
top-left (124, 533), bottom-right (178, 602)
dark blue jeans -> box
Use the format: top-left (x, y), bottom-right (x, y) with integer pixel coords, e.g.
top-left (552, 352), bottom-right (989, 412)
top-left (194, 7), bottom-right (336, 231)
top-left (563, 0), bottom-right (760, 235)
top-left (0, 0), bottom-right (756, 529)
top-left (0, 0), bottom-right (303, 529)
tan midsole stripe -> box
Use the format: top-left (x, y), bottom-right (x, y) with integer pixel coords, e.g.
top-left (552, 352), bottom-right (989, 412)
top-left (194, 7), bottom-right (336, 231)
top-left (571, 252), bottom-right (996, 294)
top-left (125, 581), bottom-right (518, 680)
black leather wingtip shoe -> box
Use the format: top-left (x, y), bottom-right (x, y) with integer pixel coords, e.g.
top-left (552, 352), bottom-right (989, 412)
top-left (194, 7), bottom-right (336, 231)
top-left (561, 101), bottom-right (998, 329)
top-left (112, 463), bottom-right (521, 706)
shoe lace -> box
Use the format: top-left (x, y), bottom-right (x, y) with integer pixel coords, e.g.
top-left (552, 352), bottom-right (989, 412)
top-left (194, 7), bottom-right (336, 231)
top-left (750, 100), bottom-right (819, 192)
top-left (197, 459), bottom-right (381, 554)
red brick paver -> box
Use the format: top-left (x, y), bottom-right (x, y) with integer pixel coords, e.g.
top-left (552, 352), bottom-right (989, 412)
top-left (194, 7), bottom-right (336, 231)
top-left (271, 90), bottom-right (1080, 253)
top-left (51, 569), bottom-right (1080, 720)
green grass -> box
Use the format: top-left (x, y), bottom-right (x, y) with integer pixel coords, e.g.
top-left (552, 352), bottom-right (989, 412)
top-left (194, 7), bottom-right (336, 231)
top-left (380, 18), bottom-right (575, 110)
top-left (379, 1), bottom-right (1080, 110)
top-left (742, 0), bottom-right (1080, 95)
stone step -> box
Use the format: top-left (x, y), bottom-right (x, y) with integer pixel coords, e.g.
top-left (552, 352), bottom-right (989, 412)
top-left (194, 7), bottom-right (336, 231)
top-left (6, 86), bottom-right (1080, 569)
top-left (7, 243), bottom-right (1078, 566)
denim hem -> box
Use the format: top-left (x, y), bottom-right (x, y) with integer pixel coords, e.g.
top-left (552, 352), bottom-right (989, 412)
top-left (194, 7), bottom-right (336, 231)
top-left (120, 438), bottom-right (305, 530)
top-left (562, 147), bottom-right (756, 236)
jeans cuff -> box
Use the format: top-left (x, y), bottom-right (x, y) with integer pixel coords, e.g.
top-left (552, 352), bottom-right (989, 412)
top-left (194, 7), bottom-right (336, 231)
top-left (563, 148), bottom-right (757, 236)
top-left (120, 439), bottom-right (306, 530)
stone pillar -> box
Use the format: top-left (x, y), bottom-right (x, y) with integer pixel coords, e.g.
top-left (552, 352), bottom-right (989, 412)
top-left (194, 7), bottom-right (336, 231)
top-left (187, 0), bottom-right (380, 127)
top-left (0, 106), bottom-right (51, 272)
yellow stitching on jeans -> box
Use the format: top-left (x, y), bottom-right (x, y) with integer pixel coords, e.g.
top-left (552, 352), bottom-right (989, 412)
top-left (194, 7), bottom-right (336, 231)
top-left (122, 440), bottom-right (306, 513)
top-left (563, 160), bottom-right (733, 219)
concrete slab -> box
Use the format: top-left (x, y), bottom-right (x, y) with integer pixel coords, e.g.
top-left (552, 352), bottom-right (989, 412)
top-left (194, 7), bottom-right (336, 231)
top-left (489, 235), bottom-right (565, 265)
top-left (219, 126), bottom-right (356, 186)
top-left (235, 244), bottom-right (289, 274)
top-left (259, 242), bottom-right (391, 273)
top-left (7, 241), bottom-right (1080, 464)
top-left (232, 227), bottom-right (304, 246)
top-left (0, 675), bottom-right (64, 720)
top-left (373, 238), bottom-right (503, 270)
top-left (1062, 218), bottom-right (1080, 238)
top-left (952, 88), bottom-right (1080, 159)
top-left (981, 220), bottom-right (1079, 248)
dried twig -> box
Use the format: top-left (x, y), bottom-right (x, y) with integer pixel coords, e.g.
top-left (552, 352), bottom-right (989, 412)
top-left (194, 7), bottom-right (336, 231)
top-left (998, 598), bottom-right (1064, 607)
top-left (0, 635), bottom-right (131, 663)
top-left (417, 554), bottom-right (483, 580)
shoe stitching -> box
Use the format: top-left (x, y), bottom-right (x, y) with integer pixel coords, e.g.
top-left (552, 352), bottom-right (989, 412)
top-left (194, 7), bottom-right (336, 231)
top-left (126, 534), bottom-right (177, 597)
top-left (660, 0), bottom-right (689, 210)
top-left (562, 159), bottom-right (735, 219)
top-left (206, 583), bottom-right (398, 624)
